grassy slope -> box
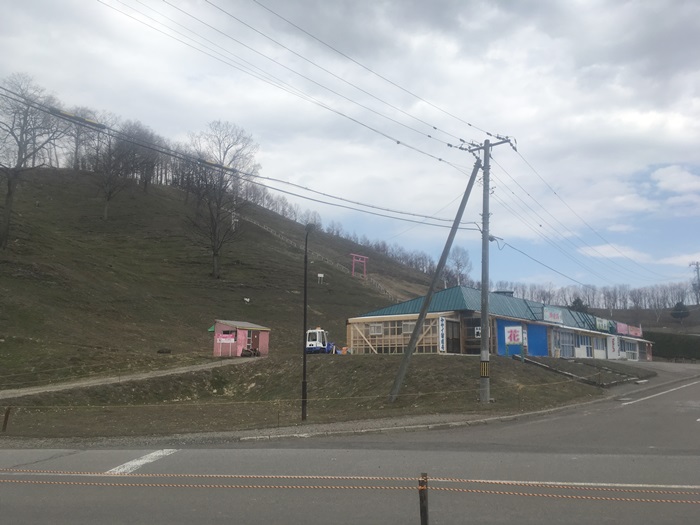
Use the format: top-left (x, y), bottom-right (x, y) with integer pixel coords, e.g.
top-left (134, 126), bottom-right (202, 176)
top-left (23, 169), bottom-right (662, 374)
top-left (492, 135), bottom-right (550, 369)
top-left (0, 169), bottom-right (428, 387)
top-left (5, 355), bottom-right (608, 438)
top-left (0, 170), bottom-right (664, 438)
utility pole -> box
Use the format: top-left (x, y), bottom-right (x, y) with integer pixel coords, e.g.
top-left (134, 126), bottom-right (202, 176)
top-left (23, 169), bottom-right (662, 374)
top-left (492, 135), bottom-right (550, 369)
top-left (691, 261), bottom-right (700, 305)
top-left (480, 139), bottom-right (491, 404)
top-left (388, 136), bottom-right (513, 404)
top-left (467, 137), bottom-right (513, 404)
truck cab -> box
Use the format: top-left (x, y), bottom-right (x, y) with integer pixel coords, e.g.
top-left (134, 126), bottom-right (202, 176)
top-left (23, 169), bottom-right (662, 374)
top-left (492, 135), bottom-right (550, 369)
top-left (306, 328), bottom-right (330, 353)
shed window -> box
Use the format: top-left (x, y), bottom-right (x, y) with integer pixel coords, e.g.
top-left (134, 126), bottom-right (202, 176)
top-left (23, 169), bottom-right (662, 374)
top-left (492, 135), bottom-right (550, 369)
top-left (222, 330), bottom-right (234, 335)
top-left (402, 321), bottom-right (416, 334)
top-left (369, 323), bottom-right (383, 336)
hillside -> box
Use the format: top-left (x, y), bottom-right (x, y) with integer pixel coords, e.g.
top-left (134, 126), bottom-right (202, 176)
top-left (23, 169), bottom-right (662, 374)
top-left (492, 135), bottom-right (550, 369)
top-left (0, 169), bottom-right (430, 387)
top-left (588, 307), bottom-right (700, 336)
top-left (0, 169), bottom-right (672, 439)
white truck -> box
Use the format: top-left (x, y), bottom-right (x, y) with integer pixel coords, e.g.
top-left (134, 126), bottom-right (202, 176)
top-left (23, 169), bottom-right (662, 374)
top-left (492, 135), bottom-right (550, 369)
top-left (305, 327), bottom-right (338, 354)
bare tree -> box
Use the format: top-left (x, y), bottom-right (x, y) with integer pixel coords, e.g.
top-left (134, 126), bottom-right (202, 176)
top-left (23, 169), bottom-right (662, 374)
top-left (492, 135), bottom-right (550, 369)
top-left (648, 284), bottom-right (670, 322)
top-left (448, 246), bottom-right (472, 286)
top-left (668, 282), bottom-right (688, 306)
top-left (188, 121), bottom-right (258, 278)
top-left (616, 284), bottom-right (630, 309)
top-left (0, 73), bottom-right (67, 249)
top-left (62, 105), bottom-right (100, 170)
top-left (629, 287), bottom-right (645, 310)
top-left (90, 115), bottom-right (135, 221)
top-left (581, 284), bottom-right (598, 309)
top-left (116, 120), bottom-right (160, 192)
top-left (601, 286), bottom-right (618, 316)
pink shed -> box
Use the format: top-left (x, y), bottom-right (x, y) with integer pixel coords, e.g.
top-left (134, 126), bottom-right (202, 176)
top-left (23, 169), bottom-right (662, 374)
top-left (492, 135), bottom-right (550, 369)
top-left (212, 320), bottom-right (270, 358)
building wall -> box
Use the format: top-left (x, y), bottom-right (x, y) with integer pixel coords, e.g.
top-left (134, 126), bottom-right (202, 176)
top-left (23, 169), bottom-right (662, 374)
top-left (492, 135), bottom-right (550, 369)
top-left (347, 312), bottom-right (502, 356)
top-left (213, 322), bottom-right (270, 357)
top-left (257, 331), bottom-right (270, 356)
top-left (495, 321), bottom-right (550, 357)
top-left (347, 313), bottom-right (459, 354)
top-left (496, 319), bottom-right (523, 356)
top-left (213, 323), bottom-right (242, 357)
top-left (346, 311), bottom-right (648, 361)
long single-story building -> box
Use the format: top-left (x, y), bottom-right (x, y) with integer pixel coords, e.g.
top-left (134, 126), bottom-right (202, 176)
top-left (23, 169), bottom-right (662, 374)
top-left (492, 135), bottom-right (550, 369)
top-left (346, 286), bottom-right (652, 361)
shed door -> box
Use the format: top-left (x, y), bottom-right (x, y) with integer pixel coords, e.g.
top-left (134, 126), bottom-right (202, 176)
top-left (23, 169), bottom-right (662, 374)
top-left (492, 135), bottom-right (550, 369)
top-left (252, 331), bottom-right (260, 351)
top-left (446, 321), bottom-right (460, 353)
top-left (527, 325), bottom-right (548, 356)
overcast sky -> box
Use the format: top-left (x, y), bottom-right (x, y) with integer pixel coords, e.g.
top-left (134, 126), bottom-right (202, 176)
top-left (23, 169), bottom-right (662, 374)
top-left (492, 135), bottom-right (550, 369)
top-left (2, 0), bottom-right (699, 290)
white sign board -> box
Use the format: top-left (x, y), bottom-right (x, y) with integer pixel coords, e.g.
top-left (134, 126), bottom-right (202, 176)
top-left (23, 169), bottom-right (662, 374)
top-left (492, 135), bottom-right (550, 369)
top-left (505, 325), bottom-right (523, 346)
top-left (543, 306), bottom-right (564, 324)
top-left (438, 317), bottom-right (446, 352)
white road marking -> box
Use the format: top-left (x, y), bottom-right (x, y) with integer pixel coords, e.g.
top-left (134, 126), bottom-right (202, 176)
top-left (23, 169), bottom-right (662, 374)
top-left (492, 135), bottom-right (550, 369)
top-left (106, 449), bottom-right (178, 474)
top-left (433, 478), bottom-right (700, 490)
top-left (620, 380), bottom-right (700, 406)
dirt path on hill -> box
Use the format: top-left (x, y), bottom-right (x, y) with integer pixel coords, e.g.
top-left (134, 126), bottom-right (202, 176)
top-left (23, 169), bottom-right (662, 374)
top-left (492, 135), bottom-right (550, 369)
top-left (0, 358), bottom-right (257, 401)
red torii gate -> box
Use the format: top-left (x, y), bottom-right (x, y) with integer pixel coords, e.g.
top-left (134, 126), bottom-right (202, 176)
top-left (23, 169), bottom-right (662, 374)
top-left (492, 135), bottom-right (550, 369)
top-left (350, 253), bottom-right (368, 278)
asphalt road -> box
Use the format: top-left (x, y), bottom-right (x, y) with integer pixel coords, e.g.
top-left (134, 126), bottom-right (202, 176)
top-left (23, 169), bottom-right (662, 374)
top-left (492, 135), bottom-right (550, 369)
top-left (1, 362), bottom-right (699, 524)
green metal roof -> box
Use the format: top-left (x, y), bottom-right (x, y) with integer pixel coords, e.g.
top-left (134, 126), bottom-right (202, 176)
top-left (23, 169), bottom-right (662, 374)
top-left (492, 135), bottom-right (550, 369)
top-left (360, 286), bottom-right (600, 331)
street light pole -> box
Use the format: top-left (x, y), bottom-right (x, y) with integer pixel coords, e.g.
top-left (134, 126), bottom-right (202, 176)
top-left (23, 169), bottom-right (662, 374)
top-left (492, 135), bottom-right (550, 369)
top-left (301, 223), bottom-right (313, 421)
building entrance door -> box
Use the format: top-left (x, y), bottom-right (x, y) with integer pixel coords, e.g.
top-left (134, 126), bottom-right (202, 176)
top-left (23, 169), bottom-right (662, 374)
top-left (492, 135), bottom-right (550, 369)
top-left (446, 320), bottom-right (461, 353)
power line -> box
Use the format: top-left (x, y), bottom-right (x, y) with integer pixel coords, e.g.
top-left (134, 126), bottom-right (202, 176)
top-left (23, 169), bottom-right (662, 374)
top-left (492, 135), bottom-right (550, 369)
top-left (202, 0), bottom-right (472, 147)
top-left (501, 241), bottom-right (597, 290)
top-left (248, 0), bottom-right (668, 284)
top-left (21, 0), bottom-right (668, 288)
top-left (246, 0), bottom-right (509, 141)
top-left (488, 189), bottom-right (617, 285)
top-left (247, 0), bottom-right (675, 285)
top-left (489, 158), bottom-right (666, 284)
top-left (514, 148), bottom-right (671, 280)
top-left (96, 1), bottom-right (320, 107)
top-left (0, 87), bottom-right (478, 231)
top-left (96, 0), bottom-right (471, 176)
top-left (158, 0), bottom-right (456, 148)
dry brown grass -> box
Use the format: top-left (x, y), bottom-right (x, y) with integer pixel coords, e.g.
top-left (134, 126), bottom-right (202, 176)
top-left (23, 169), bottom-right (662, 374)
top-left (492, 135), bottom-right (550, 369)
top-left (0, 355), bottom-right (629, 438)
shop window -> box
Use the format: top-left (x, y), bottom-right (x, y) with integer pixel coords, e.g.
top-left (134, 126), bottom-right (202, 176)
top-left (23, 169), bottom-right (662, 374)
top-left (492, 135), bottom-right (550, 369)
top-left (560, 331), bottom-right (575, 358)
top-left (577, 334), bottom-right (592, 357)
